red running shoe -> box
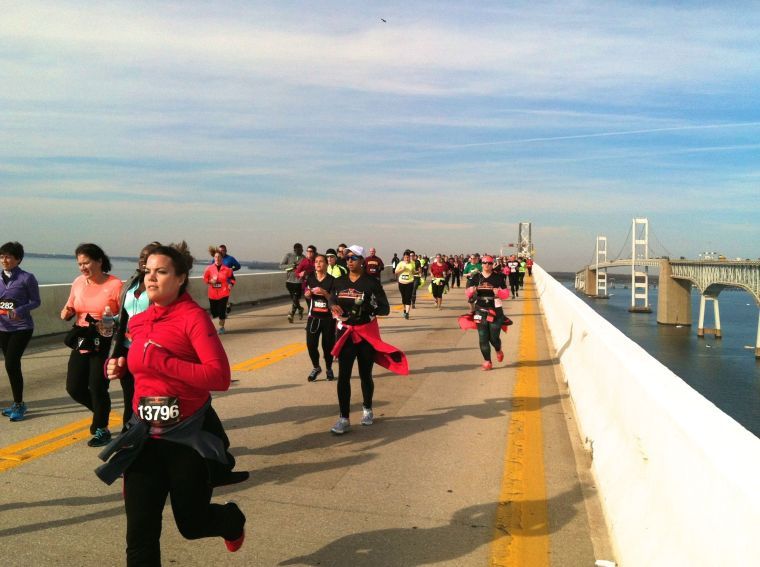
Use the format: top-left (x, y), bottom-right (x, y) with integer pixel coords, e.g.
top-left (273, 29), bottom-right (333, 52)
top-left (225, 529), bottom-right (245, 552)
top-left (496, 350), bottom-right (504, 363)
top-left (481, 361), bottom-right (492, 371)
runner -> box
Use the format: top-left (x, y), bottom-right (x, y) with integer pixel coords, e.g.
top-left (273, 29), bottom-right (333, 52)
top-left (448, 255), bottom-right (461, 288)
top-left (328, 245), bottom-right (408, 434)
top-left (526, 257), bottom-right (534, 277)
top-left (394, 250), bottom-right (416, 319)
top-left (325, 248), bottom-right (347, 279)
top-left (60, 243), bottom-right (123, 447)
top-left (294, 245), bottom-right (317, 290)
top-left (390, 252), bottom-right (400, 271)
top-left (506, 254), bottom-right (520, 298)
top-left (429, 254), bottom-right (450, 309)
top-left (0, 241), bottom-right (41, 422)
top-left (217, 244), bottom-right (241, 315)
top-left (363, 247), bottom-right (385, 280)
top-left (336, 243), bottom-right (348, 270)
top-left (409, 251), bottom-right (422, 309)
top-left (304, 254), bottom-right (336, 382)
top-left (203, 251), bottom-right (234, 334)
top-left (463, 253), bottom-right (482, 313)
top-left (518, 257), bottom-right (527, 288)
top-left (102, 242), bottom-right (247, 564)
top-left (464, 255), bottom-right (510, 371)
top-left (280, 243), bottom-right (306, 323)
top-left (109, 241), bottom-right (161, 431)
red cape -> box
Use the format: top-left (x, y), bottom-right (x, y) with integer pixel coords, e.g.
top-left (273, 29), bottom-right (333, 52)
top-left (331, 318), bottom-right (409, 375)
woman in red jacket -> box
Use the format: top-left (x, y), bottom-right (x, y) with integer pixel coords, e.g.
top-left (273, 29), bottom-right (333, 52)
top-left (203, 251), bottom-right (234, 334)
top-left (104, 242), bottom-right (246, 565)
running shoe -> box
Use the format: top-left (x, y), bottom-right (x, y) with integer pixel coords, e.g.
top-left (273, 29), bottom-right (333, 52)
top-left (325, 368), bottom-right (335, 381)
top-left (7, 402), bottom-right (27, 421)
top-left (217, 327), bottom-right (226, 335)
top-left (87, 428), bottom-right (112, 447)
top-left (308, 367), bottom-right (321, 382)
top-left (481, 361), bottom-right (493, 371)
top-left (330, 417), bottom-right (350, 435)
top-left (496, 350), bottom-right (504, 363)
top-left (223, 502), bottom-right (246, 552)
top-left (361, 407), bottom-right (374, 426)
top-left (287, 312), bottom-right (294, 323)
top-left (403, 312), bottom-right (409, 320)
top-left (225, 529), bottom-right (245, 552)
top-left (2, 403), bottom-right (16, 417)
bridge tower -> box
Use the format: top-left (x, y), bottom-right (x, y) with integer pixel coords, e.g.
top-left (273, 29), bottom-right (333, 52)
top-left (629, 217), bottom-right (652, 313)
top-left (595, 236), bottom-right (609, 298)
top-left (518, 222), bottom-right (532, 258)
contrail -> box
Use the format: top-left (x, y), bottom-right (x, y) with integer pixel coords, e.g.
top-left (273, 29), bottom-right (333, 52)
top-left (447, 121), bottom-right (760, 149)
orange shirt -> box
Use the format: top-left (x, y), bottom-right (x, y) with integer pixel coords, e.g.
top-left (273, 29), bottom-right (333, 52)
top-left (66, 274), bottom-right (123, 326)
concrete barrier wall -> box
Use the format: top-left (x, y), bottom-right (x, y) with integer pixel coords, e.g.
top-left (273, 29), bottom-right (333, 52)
top-left (533, 264), bottom-right (760, 566)
top-left (32, 267), bottom-right (395, 337)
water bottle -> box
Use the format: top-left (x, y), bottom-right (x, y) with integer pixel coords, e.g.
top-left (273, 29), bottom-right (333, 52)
top-left (101, 306), bottom-right (115, 337)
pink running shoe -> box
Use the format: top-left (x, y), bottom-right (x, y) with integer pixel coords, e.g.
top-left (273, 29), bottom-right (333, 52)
top-left (225, 529), bottom-right (245, 552)
top-left (496, 350), bottom-right (504, 363)
top-left (481, 361), bottom-right (493, 371)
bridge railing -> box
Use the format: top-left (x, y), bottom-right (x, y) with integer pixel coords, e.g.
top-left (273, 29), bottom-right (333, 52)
top-left (533, 264), bottom-right (760, 566)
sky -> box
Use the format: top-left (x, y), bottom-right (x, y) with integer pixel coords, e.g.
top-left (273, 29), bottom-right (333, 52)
top-left (1, 1), bottom-right (758, 270)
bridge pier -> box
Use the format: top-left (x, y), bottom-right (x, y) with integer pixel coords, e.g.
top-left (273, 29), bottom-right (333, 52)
top-left (656, 260), bottom-right (692, 326)
top-left (584, 267), bottom-right (597, 296)
top-left (697, 295), bottom-right (722, 339)
top-left (756, 311), bottom-right (760, 359)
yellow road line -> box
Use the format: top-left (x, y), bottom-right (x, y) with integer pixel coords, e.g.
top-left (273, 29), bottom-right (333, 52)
top-left (491, 282), bottom-right (549, 566)
top-left (0, 412), bottom-right (121, 473)
top-left (232, 343), bottom-right (307, 372)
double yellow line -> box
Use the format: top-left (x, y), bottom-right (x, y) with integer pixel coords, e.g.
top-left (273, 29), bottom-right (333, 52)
top-left (0, 412), bottom-right (121, 474)
top-left (1, 342), bottom-right (309, 474)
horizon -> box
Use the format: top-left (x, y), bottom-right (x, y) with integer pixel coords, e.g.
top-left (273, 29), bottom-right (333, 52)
top-left (2, 2), bottom-right (758, 271)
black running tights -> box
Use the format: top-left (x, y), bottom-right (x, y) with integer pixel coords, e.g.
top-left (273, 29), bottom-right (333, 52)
top-left (124, 439), bottom-right (245, 567)
top-left (286, 282), bottom-right (303, 314)
top-left (337, 338), bottom-right (375, 418)
top-left (0, 329), bottom-right (33, 403)
top-left (306, 317), bottom-right (335, 368)
top-left (477, 319), bottom-right (503, 362)
top-left (66, 345), bottom-right (111, 433)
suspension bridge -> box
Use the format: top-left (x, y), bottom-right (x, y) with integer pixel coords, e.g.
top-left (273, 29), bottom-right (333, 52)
top-left (574, 218), bottom-right (760, 357)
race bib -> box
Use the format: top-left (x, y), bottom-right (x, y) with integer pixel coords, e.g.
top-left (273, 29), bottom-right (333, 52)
top-left (137, 396), bottom-right (180, 426)
top-left (212, 282), bottom-right (222, 288)
top-left (312, 298), bottom-right (328, 313)
top-left (0, 298), bottom-right (16, 316)
top-left (399, 274), bottom-right (411, 283)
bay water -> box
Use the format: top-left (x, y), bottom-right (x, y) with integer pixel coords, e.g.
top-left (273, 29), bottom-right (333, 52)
top-left (566, 281), bottom-right (760, 437)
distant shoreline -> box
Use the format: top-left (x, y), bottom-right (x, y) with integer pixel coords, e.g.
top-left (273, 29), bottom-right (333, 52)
top-left (25, 252), bottom-right (279, 270)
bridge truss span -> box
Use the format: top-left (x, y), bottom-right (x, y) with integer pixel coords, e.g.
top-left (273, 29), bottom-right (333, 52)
top-left (668, 260), bottom-right (760, 305)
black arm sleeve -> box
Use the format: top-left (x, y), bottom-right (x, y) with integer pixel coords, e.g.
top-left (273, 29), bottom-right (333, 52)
top-left (371, 279), bottom-right (390, 317)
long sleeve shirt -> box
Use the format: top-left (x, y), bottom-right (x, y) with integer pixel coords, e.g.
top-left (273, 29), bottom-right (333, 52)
top-left (0, 267), bottom-right (41, 332)
top-left (127, 293), bottom-right (231, 421)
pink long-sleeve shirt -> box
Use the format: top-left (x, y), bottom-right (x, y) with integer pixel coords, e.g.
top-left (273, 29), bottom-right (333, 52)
top-left (127, 292), bottom-right (231, 420)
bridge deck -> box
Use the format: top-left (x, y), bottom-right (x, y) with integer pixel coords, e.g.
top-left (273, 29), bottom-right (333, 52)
top-left (0, 280), bottom-right (611, 566)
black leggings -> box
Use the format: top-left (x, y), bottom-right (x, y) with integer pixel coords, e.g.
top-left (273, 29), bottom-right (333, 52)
top-left (124, 438), bottom-right (245, 567)
top-left (209, 297), bottom-right (229, 320)
top-left (120, 369), bottom-right (135, 428)
top-left (306, 317), bottom-right (335, 368)
top-left (286, 282), bottom-right (303, 314)
top-left (450, 271), bottom-right (460, 287)
top-left (431, 282), bottom-right (445, 299)
top-left (508, 274), bottom-right (520, 296)
top-left (337, 336), bottom-right (375, 418)
top-left (477, 316), bottom-right (503, 362)
top-left (0, 329), bottom-right (33, 403)
top-left (411, 277), bottom-right (421, 305)
top-left (519, 272), bottom-right (525, 287)
top-left (398, 282), bottom-right (414, 306)
top-left (66, 344), bottom-right (111, 433)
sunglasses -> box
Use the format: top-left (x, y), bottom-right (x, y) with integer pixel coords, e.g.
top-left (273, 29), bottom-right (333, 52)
top-left (345, 255), bottom-right (362, 261)
top-left (483, 261), bottom-right (494, 265)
